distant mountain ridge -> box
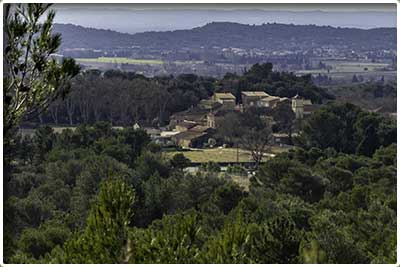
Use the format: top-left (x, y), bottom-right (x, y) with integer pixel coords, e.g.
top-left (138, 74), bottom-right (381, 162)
top-left (53, 22), bottom-right (396, 51)
top-left (53, 23), bottom-right (134, 50)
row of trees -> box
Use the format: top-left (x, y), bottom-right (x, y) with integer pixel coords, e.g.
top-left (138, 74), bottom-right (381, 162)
top-left (40, 71), bottom-right (215, 126)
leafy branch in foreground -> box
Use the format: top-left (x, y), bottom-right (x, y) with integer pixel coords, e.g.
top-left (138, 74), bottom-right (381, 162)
top-left (3, 3), bottom-right (80, 136)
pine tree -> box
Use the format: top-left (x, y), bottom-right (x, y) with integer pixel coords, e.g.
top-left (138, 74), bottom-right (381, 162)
top-left (62, 178), bottom-right (135, 263)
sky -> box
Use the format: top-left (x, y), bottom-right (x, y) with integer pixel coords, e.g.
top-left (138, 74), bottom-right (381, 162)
top-left (52, 4), bottom-right (397, 34)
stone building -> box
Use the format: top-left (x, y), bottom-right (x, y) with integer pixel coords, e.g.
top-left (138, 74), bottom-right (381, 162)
top-left (174, 121), bottom-right (198, 132)
top-left (291, 94), bottom-right (313, 119)
top-left (171, 126), bottom-right (214, 148)
top-left (168, 107), bottom-right (209, 129)
top-left (212, 92), bottom-right (236, 110)
top-left (241, 91), bottom-right (269, 108)
top-left (260, 96), bottom-right (289, 108)
top-left (207, 109), bottom-right (240, 129)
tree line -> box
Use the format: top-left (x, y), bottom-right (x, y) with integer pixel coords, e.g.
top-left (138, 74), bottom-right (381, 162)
top-left (39, 70), bottom-right (215, 126)
top-left (34, 62), bottom-right (334, 127)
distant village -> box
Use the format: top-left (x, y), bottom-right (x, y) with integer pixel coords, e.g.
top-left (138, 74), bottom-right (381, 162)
top-left (132, 91), bottom-right (316, 151)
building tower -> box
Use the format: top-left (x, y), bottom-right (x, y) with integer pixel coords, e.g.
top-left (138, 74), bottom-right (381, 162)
top-left (207, 96), bottom-right (216, 128)
top-left (292, 94), bottom-right (304, 119)
top-left (207, 113), bottom-right (216, 128)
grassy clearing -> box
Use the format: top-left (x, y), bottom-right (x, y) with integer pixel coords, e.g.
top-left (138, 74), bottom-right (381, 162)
top-left (165, 148), bottom-right (255, 163)
top-left (164, 147), bottom-right (288, 163)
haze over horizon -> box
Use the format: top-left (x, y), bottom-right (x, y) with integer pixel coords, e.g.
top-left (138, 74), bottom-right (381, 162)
top-left (52, 4), bottom-right (396, 34)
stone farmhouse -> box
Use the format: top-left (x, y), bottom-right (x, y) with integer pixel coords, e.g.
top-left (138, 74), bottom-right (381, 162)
top-left (212, 92), bottom-right (237, 110)
top-left (241, 91), bottom-right (270, 108)
top-left (241, 91), bottom-right (290, 110)
top-left (166, 90), bottom-right (316, 148)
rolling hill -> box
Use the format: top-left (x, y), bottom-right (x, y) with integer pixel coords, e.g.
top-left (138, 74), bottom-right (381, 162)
top-left (53, 22), bottom-right (396, 51)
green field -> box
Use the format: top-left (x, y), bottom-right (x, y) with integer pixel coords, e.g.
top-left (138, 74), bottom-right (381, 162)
top-left (326, 61), bottom-right (389, 72)
top-left (164, 147), bottom-right (288, 163)
top-left (165, 148), bottom-right (256, 163)
top-left (76, 57), bottom-right (205, 66)
top-left (297, 61), bottom-right (390, 75)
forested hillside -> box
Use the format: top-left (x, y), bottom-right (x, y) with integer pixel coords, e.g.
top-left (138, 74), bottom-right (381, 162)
top-left (132, 22), bottom-right (396, 50)
top-left (53, 23), bottom-right (134, 50)
top-left (53, 22), bottom-right (396, 50)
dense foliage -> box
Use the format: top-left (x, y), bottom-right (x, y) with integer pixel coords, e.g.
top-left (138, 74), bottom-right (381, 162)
top-left (327, 81), bottom-right (396, 113)
top-left (4, 116), bottom-right (396, 263)
top-left (216, 63), bottom-right (333, 104)
top-left (298, 102), bottom-right (396, 156)
top-left (39, 70), bottom-right (215, 126)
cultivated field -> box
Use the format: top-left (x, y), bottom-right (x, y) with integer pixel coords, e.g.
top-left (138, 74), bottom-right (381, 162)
top-left (296, 61), bottom-right (391, 75)
top-left (325, 61), bottom-right (389, 72)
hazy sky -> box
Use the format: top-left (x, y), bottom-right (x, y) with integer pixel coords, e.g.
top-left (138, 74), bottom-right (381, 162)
top-left (52, 4), bottom-right (397, 34)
